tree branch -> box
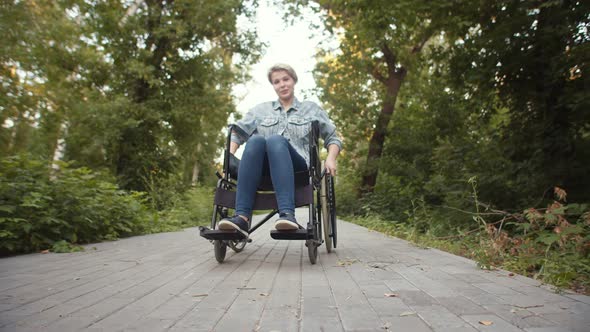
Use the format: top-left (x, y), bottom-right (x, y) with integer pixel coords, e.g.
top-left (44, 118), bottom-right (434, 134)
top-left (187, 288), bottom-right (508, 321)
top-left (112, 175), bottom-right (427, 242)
top-left (380, 42), bottom-right (397, 78)
top-left (411, 28), bottom-right (435, 54)
top-left (119, 0), bottom-right (143, 27)
top-left (370, 63), bottom-right (387, 84)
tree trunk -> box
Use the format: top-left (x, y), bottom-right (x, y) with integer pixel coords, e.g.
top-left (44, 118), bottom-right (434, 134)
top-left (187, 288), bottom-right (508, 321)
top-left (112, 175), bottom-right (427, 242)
top-left (357, 42), bottom-right (409, 196)
top-left (50, 121), bottom-right (67, 172)
top-left (191, 161), bottom-right (199, 186)
top-left (359, 71), bottom-right (405, 195)
top-left (115, 1), bottom-right (171, 191)
top-left (190, 143), bottom-right (202, 185)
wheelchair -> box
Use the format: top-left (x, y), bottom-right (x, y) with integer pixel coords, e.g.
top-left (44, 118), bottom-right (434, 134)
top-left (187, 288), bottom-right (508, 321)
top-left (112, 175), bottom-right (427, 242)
top-left (199, 121), bottom-right (337, 264)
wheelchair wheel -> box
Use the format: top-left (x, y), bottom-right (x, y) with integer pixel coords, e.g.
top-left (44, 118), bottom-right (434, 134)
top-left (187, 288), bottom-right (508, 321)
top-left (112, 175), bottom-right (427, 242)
top-left (214, 240), bottom-right (227, 263)
top-left (306, 239), bottom-right (318, 264)
top-left (327, 175), bottom-right (337, 248)
top-left (228, 239), bottom-right (246, 253)
top-left (320, 171), bottom-right (332, 253)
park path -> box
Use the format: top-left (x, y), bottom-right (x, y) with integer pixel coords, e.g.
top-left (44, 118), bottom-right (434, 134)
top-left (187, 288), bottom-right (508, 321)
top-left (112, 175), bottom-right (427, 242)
top-left (0, 209), bottom-right (588, 332)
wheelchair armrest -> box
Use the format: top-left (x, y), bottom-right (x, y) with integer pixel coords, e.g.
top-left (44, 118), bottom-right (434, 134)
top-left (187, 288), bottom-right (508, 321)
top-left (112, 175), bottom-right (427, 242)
top-left (224, 124), bottom-right (249, 180)
top-left (228, 124), bottom-right (249, 141)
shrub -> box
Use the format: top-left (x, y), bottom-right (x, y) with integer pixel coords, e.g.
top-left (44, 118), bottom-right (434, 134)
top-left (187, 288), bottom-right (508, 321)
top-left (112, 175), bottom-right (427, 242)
top-left (0, 155), bottom-right (153, 254)
top-left (155, 185), bottom-right (214, 232)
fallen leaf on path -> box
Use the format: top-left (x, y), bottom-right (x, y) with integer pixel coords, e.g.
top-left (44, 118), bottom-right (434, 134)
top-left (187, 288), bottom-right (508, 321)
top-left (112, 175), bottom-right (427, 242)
top-left (384, 293), bottom-right (398, 297)
top-left (399, 311), bottom-right (416, 317)
top-left (259, 293), bottom-right (268, 296)
top-left (337, 258), bottom-right (359, 266)
top-left (368, 262), bottom-right (388, 269)
top-left (514, 304), bottom-right (544, 309)
top-left (192, 294), bottom-right (208, 297)
top-left (479, 320), bottom-right (493, 326)
top-left (508, 273), bottom-right (515, 276)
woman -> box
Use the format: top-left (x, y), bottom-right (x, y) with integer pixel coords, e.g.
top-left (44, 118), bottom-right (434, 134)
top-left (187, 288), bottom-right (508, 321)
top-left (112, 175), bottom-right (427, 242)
top-left (218, 64), bottom-right (342, 236)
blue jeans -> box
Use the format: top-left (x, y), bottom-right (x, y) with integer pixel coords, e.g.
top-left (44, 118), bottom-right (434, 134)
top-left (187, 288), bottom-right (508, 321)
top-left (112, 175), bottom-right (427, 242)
top-left (235, 135), bottom-right (308, 219)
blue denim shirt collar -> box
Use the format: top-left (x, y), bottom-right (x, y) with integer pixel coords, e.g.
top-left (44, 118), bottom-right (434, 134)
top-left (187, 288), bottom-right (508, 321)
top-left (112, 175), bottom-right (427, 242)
top-left (272, 98), bottom-right (302, 112)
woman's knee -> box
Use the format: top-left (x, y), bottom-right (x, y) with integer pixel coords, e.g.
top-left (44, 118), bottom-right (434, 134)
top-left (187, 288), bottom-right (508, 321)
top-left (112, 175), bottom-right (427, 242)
top-left (243, 135), bottom-right (266, 153)
top-left (248, 135), bottom-right (266, 145)
top-left (266, 135), bottom-right (288, 154)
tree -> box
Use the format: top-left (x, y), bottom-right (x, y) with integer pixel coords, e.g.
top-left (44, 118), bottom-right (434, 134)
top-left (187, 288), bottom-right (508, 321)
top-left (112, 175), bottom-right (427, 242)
top-left (293, 0), bottom-right (473, 196)
top-left (2, 0), bottom-right (262, 199)
top-left (447, 0), bottom-right (590, 203)
top-left (1, 0), bottom-right (98, 165)
top-left (67, 0), bottom-right (261, 192)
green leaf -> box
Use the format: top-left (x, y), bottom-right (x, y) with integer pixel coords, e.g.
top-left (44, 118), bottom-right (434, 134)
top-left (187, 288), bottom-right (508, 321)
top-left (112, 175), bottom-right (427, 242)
top-left (537, 233), bottom-right (560, 246)
top-left (51, 240), bottom-right (84, 253)
top-left (0, 205), bottom-right (16, 214)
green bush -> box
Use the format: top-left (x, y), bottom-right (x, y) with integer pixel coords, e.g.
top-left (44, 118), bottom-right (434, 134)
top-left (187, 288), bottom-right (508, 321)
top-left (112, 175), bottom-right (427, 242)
top-left (0, 155), bottom-right (154, 254)
top-left (155, 185), bottom-right (214, 232)
top-left (333, 165), bottom-right (363, 217)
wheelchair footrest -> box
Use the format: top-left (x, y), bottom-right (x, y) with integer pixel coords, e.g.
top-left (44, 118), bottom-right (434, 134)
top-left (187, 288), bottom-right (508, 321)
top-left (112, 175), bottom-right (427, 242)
top-left (270, 229), bottom-right (311, 240)
top-left (199, 226), bottom-right (247, 240)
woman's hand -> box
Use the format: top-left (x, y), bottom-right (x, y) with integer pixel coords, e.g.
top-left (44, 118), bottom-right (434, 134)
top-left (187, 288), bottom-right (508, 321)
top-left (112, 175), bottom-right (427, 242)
top-left (230, 141), bottom-right (239, 155)
top-left (324, 144), bottom-right (340, 176)
top-left (324, 157), bottom-right (337, 176)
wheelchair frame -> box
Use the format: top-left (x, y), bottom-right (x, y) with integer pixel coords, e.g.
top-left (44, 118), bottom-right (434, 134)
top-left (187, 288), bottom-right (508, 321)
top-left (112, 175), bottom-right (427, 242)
top-left (199, 121), bottom-right (337, 264)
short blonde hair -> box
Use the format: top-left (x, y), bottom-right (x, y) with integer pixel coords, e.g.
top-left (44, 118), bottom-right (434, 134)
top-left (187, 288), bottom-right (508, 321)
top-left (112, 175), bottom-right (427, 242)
top-left (267, 63), bottom-right (298, 84)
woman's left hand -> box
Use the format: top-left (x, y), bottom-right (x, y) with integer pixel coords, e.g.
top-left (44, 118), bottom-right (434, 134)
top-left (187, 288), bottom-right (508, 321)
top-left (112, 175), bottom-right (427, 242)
top-left (324, 144), bottom-right (340, 176)
top-left (324, 157), bottom-right (337, 176)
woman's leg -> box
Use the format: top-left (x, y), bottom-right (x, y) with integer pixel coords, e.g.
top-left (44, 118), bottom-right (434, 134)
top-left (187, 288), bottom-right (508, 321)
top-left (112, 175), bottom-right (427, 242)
top-left (265, 135), bottom-right (308, 217)
top-left (234, 135), bottom-right (267, 220)
top-left (219, 135), bottom-right (267, 236)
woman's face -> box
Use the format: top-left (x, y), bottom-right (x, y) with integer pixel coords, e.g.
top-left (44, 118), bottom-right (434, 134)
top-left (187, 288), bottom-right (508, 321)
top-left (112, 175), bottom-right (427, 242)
top-left (270, 70), bottom-right (295, 102)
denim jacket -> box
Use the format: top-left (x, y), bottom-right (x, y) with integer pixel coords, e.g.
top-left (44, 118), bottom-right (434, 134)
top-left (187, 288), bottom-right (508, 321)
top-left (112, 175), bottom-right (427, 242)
top-left (231, 98), bottom-right (343, 167)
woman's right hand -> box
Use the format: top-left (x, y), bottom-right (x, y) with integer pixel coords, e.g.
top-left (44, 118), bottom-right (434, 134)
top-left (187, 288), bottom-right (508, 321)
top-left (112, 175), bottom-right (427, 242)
top-left (230, 141), bottom-right (239, 155)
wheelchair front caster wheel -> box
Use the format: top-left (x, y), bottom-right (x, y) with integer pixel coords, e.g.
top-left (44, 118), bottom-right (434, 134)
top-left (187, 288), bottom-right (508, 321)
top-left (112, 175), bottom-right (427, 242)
top-left (307, 240), bottom-right (318, 264)
top-left (228, 239), bottom-right (246, 253)
top-left (214, 240), bottom-right (227, 263)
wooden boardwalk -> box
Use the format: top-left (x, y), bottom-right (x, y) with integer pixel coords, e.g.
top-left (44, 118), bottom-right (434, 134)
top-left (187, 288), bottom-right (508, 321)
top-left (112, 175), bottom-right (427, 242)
top-left (1, 209), bottom-right (589, 331)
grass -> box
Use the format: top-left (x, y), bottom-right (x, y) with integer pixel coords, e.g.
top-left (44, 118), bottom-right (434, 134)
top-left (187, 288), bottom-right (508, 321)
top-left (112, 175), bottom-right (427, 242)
top-left (346, 214), bottom-right (590, 295)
